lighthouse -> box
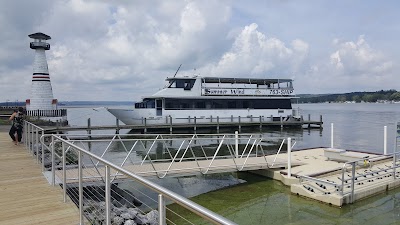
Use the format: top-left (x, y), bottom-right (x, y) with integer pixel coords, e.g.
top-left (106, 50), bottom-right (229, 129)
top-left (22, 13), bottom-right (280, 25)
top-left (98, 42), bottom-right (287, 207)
top-left (26, 32), bottom-right (57, 111)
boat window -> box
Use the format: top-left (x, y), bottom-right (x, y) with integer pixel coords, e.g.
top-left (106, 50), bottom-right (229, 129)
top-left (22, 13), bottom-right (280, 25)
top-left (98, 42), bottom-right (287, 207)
top-left (164, 98), bottom-right (292, 110)
top-left (168, 79), bottom-right (195, 90)
top-left (134, 99), bottom-right (155, 108)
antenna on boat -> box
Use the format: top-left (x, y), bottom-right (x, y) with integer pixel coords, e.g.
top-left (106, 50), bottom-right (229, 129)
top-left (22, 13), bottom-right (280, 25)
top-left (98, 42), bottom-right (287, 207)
top-left (173, 64), bottom-right (182, 77)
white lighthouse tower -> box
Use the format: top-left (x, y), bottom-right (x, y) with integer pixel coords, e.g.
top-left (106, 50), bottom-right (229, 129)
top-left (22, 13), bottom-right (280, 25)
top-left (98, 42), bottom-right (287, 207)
top-left (26, 32), bottom-right (57, 111)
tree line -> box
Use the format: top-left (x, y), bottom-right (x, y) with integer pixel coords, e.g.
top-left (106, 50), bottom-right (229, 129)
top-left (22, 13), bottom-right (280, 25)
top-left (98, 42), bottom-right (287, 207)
top-left (296, 90), bottom-right (400, 103)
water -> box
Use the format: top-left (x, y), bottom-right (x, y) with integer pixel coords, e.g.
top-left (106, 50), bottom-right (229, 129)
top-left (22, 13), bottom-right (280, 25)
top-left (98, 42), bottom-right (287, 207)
top-left (64, 103), bottom-right (400, 224)
top-left (66, 103), bottom-right (400, 153)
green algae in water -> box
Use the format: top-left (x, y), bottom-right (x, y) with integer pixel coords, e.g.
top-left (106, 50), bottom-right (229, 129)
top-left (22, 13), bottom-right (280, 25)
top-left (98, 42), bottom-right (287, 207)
top-left (166, 172), bottom-right (400, 225)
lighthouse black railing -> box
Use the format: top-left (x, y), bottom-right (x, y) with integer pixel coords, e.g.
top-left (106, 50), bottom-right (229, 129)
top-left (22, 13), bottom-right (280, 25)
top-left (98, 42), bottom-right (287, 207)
top-left (26, 109), bottom-right (67, 117)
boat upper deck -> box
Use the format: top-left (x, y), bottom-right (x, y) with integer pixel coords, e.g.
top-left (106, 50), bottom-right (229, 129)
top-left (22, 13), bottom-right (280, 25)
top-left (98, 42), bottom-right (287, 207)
top-left (148, 76), bottom-right (296, 99)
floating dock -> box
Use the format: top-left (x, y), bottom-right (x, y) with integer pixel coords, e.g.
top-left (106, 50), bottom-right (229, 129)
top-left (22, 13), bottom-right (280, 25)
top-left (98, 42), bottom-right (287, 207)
top-left (252, 148), bottom-right (400, 206)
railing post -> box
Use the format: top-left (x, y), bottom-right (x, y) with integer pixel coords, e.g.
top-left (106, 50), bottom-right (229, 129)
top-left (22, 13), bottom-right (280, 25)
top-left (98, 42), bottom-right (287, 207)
top-left (210, 115), bottom-right (212, 123)
top-left (41, 130), bottom-right (45, 172)
top-left (341, 166), bottom-right (345, 195)
top-left (259, 116), bottom-right (262, 132)
top-left (31, 125), bottom-right (34, 154)
top-left (235, 131), bottom-right (239, 158)
top-left (158, 194), bottom-right (166, 225)
top-left (24, 122), bottom-right (28, 149)
top-left (280, 116), bottom-right (283, 129)
top-left (287, 137), bottom-right (291, 178)
top-left (62, 142), bottom-right (67, 202)
top-left (384, 126), bottom-right (387, 155)
top-left (35, 127), bottom-right (39, 163)
top-left (331, 123), bottom-right (334, 148)
top-left (51, 135), bottom-right (55, 186)
top-left (393, 153), bottom-right (396, 180)
top-left (78, 150), bottom-right (84, 225)
top-left (350, 162), bottom-right (356, 203)
top-left (105, 165), bottom-right (111, 225)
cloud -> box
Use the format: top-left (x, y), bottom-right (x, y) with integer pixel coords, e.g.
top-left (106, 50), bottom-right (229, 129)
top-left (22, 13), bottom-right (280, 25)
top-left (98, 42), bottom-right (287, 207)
top-left (201, 23), bottom-right (309, 78)
top-left (302, 35), bottom-right (395, 93)
top-left (0, 1), bottom-right (398, 102)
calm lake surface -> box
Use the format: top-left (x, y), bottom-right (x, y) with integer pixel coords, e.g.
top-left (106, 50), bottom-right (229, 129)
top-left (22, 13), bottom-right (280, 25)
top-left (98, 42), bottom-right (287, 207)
top-left (65, 103), bottom-right (400, 224)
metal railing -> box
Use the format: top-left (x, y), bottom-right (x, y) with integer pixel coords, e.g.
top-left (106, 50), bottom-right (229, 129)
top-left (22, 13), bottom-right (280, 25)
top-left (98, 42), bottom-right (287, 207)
top-left (38, 132), bottom-right (288, 179)
top-left (52, 135), bottom-right (237, 225)
top-left (23, 121), bottom-right (297, 224)
top-left (24, 121), bottom-right (46, 171)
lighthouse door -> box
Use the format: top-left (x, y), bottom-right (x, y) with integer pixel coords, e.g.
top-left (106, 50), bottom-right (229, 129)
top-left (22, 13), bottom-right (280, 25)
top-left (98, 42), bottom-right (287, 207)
top-left (156, 99), bottom-right (162, 116)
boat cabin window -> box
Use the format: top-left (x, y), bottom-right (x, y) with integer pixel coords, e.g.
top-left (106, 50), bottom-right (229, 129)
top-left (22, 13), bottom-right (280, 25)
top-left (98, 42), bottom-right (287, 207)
top-left (134, 99), bottom-right (155, 108)
top-left (168, 79), bottom-right (195, 90)
top-left (164, 98), bottom-right (292, 110)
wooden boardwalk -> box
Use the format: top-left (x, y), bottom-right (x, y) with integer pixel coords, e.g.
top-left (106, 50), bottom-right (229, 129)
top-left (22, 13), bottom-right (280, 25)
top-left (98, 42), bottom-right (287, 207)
top-left (0, 132), bottom-right (80, 225)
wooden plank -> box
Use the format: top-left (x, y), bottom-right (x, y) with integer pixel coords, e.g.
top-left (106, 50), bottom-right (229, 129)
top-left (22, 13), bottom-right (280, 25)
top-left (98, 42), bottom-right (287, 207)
top-left (0, 132), bottom-right (80, 225)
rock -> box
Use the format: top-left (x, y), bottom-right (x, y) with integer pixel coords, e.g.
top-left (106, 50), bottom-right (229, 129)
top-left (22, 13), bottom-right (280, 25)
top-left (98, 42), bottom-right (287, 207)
top-left (112, 216), bottom-right (124, 225)
top-left (124, 220), bottom-right (137, 225)
top-left (146, 210), bottom-right (159, 225)
top-left (134, 214), bottom-right (149, 225)
top-left (112, 205), bottom-right (128, 216)
top-left (120, 212), bottom-right (134, 220)
top-left (127, 208), bottom-right (139, 219)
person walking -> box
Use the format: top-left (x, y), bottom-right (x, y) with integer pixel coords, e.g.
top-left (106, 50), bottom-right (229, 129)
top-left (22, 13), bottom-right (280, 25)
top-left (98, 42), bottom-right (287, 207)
top-left (9, 107), bottom-right (24, 145)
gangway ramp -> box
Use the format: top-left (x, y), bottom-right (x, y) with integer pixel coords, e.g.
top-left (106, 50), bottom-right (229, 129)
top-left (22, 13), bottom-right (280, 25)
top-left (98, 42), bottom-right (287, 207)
top-left (54, 156), bottom-right (303, 184)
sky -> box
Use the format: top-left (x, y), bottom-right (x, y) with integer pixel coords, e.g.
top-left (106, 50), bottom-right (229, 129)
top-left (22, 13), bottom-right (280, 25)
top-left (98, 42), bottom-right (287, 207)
top-left (0, 0), bottom-right (399, 102)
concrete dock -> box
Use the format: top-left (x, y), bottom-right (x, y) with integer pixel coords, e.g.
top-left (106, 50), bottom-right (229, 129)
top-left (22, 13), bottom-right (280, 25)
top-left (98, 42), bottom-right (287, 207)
top-left (0, 130), bottom-right (79, 225)
top-left (252, 148), bottom-right (400, 206)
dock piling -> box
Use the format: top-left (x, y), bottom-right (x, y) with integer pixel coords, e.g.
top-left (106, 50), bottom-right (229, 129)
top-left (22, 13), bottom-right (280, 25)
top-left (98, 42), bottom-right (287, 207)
top-left (116, 118), bottom-right (120, 134)
top-left (238, 116), bottom-right (241, 133)
top-left (217, 116), bottom-right (220, 133)
top-left (194, 117), bottom-right (197, 134)
top-left (169, 116), bottom-right (172, 134)
top-left (331, 123), bottom-right (334, 148)
top-left (87, 118), bottom-right (92, 151)
top-left (287, 137), bottom-right (291, 178)
top-left (144, 118), bottom-right (147, 134)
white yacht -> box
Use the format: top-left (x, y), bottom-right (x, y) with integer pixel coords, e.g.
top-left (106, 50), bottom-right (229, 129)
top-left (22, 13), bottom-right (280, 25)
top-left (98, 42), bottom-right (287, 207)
top-left (107, 76), bottom-right (300, 125)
